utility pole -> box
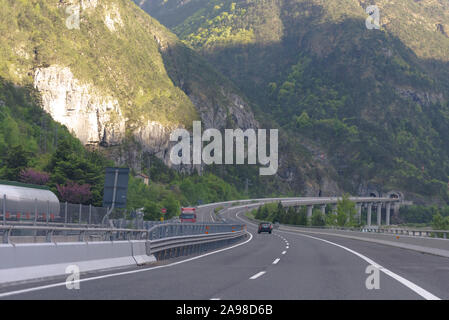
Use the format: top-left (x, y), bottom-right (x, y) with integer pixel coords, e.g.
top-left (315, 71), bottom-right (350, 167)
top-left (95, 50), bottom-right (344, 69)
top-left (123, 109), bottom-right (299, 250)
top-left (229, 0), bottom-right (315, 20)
top-left (245, 178), bottom-right (252, 196)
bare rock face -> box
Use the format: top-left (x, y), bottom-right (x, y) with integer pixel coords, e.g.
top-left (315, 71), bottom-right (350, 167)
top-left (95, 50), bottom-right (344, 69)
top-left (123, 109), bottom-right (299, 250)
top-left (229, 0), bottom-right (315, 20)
top-left (33, 64), bottom-right (259, 172)
top-left (33, 65), bottom-right (175, 159)
top-left (188, 87), bottom-right (258, 131)
top-left (34, 65), bottom-right (125, 146)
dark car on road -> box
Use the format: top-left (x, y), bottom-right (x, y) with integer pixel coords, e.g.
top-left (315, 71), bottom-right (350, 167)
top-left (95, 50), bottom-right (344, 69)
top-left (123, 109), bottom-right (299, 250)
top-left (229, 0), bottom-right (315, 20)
top-left (258, 222), bottom-right (273, 234)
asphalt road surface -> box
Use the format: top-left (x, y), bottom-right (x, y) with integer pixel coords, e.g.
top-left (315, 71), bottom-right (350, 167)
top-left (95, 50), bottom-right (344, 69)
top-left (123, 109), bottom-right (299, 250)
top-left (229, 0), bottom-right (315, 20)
top-left (1, 204), bottom-right (448, 300)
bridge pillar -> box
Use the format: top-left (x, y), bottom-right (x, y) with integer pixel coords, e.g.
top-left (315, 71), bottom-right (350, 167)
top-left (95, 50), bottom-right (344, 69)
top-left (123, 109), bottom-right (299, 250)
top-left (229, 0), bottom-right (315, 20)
top-left (356, 203), bottom-right (362, 224)
top-left (320, 205), bottom-right (326, 215)
top-left (367, 203), bottom-right (372, 226)
top-left (306, 205), bottom-right (313, 219)
top-left (377, 203), bottom-right (382, 226)
top-left (385, 202), bottom-right (391, 226)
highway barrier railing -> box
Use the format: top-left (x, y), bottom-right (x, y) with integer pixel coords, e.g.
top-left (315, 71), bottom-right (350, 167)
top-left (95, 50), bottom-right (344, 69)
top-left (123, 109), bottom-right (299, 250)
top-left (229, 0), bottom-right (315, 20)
top-left (0, 222), bottom-right (246, 244)
top-left (0, 222), bottom-right (248, 285)
top-left (240, 211), bottom-right (449, 257)
top-left (244, 212), bottom-right (449, 240)
top-left (360, 226), bottom-right (449, 239)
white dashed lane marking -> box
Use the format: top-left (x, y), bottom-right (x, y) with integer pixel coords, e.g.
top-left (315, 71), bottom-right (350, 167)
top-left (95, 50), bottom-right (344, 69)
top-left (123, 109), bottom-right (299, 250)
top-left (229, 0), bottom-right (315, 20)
top-left (250, 271), bottom-right (266, 280)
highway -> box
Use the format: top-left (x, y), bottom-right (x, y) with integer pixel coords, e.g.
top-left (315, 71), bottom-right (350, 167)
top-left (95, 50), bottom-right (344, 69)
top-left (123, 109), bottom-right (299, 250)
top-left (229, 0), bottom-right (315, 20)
top-left (0, 204), bottom-right (448, 300)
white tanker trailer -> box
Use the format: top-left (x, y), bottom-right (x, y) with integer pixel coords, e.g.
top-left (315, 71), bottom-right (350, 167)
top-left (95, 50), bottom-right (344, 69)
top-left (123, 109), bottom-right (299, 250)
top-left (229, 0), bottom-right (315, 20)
top-left (0, 181), bottom-right (60, 218)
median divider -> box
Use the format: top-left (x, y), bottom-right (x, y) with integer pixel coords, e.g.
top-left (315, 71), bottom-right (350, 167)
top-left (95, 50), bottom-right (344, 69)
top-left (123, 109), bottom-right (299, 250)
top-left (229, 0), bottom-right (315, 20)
top-left (0, 241), bottom-right (140, 285)
top-left (130, 240), bottom-right (156, 265)
top-left (0, 223), bottom-right (248, 285)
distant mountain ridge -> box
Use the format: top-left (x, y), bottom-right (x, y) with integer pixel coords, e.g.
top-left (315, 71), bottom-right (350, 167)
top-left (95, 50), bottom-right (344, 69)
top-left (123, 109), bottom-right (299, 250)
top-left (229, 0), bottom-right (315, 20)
top-left (140, 0), bottom-right (449, 203)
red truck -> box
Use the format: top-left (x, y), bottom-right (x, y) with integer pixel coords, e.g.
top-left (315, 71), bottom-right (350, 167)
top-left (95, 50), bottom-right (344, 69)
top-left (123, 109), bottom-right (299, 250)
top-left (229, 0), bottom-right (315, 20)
top-left (180, 207), bottom-right (197, 223)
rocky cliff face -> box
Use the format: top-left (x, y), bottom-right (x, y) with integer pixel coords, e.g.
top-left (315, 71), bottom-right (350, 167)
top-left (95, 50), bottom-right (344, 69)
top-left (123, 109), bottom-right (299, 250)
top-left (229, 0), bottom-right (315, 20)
top-left (33, 64), bottom-right (183, 167)
top-left (34, 65), bottom-right (125, 147)
top-left (33, 63), bottom-right (258, 169)
top-left (33, 66), bottom-right (170, 176)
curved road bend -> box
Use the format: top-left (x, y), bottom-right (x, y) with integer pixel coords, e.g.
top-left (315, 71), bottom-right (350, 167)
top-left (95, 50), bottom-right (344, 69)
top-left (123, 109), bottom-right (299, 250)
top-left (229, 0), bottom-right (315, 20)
top-left (0, 205), bottom-right (448, 299)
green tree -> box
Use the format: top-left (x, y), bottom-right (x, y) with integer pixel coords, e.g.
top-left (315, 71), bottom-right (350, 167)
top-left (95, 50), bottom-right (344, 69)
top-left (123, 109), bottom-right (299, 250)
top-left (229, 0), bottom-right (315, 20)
top-left (311, 209), bottom-right (326, 226)
top-left (432, 211), bottom-right (449, 230)
top-left (336, 194), bottom-right (357, 227)
top-left (144, 201), bottom-right (162, 221)
top-left (0, 145), bottom-right (31, 180)
top-left (162, 194), bottom-right (181, 219)
top-left (295, 207), bottom-right (308, 226)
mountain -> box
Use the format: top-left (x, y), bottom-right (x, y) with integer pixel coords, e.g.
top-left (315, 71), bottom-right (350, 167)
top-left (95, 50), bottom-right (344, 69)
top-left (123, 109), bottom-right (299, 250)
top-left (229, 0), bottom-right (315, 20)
top-left (0, 0), bottom-right (269, 206)
top-left (0, 0), bottom-right (257, 169)
top-left (138, 0), bottom-right (449, 203)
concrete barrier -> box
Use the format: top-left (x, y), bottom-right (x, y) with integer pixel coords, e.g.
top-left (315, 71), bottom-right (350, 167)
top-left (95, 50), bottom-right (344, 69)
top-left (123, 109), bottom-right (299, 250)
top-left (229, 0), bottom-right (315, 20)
top-left (0, 241), bottom-right (155, 285)
top-left (130, 240), bottom-right (156, 265)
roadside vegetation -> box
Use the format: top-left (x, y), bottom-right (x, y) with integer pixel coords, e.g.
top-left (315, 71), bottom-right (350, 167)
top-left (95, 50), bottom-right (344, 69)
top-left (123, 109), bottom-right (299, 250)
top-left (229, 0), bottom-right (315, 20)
top-left (250, 197), bottom-right (449, 231)
top-left (250, 194), bottom-right (359, 228)
top-left (399, 205), bottom-right (449, 231)
top-left (0, 77), bottom-right (243, 221)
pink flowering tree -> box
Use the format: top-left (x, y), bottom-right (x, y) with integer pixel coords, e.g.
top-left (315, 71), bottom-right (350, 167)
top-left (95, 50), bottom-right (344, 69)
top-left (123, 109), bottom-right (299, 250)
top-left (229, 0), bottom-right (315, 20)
top-left (19, 168), bottom-right (50, 185)
top-left (56, 182), bottom-right (92, 204)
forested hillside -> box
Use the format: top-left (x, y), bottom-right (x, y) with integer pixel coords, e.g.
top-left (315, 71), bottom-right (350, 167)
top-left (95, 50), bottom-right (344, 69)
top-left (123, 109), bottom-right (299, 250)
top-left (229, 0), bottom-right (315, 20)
top-left (140, 0), bottom-right (449, 203)
top-left (0, 0), bottom-right (249, 216)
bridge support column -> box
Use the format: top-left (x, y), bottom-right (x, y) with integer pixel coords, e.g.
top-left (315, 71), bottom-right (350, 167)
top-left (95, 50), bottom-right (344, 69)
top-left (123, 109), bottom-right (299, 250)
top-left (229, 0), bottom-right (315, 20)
top-left (367, 203), bottom-right (372, 226)
top-left (356, 203), bottom-right (362, 224)
top-left (320, 205), bottom-right (326, 215)
top-left (385, 202), bottom-right (391, 226)
top-left (306, 205), bottom-right (313, 219)
top-left (377, 203), bottom-right (382, 226)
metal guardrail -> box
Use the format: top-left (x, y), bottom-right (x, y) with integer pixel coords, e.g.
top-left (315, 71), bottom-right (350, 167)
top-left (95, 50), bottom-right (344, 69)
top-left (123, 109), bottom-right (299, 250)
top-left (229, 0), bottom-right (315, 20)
top-left (0, 222), bottom-right (247, 244)
top-left (147, 223), bottom-right (244, 240)
top-left (0, 224), bottom-right (149, 243)
top-left (148, 231), bottom-right (246, 255)
top-left (279, 224), bottom-right (449, 239)
top-left (361, 227), bottom-right (449, 239)
top-left (244, 214), bottom-right (449, 239)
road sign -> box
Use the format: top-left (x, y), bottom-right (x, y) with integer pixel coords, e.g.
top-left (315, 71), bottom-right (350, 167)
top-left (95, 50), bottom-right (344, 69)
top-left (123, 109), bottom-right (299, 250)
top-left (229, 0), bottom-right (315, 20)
top-left (161, 208), bottom-right (167, 214)
top-left (102, 167), bottom-right (130, 209)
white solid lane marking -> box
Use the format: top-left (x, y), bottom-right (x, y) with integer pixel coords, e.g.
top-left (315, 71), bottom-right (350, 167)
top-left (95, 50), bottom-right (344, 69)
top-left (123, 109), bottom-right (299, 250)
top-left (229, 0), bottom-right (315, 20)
top-left (236, 209), bottom-right (441, 300)
top-left (0, 231), bottom-right (254, 299)
top-left (282, 251), bottom-right (286, 255)
top-left (210, 298), bottom-right (221, 300)
top-left (273, 258), bottom-right (280, 265)
top-left (250, 271), bottom-right (266, 280)
top-left (279, 230), bottom-right (441, 301)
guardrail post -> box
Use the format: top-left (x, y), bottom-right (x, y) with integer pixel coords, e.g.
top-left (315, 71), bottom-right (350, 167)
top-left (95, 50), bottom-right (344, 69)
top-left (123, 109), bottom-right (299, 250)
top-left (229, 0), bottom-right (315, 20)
top-left (33, 198), bottom-right (37, 226)
top-left (64, 202), bottom-right (68, 226)
top-left (79, 230), bottom-right (85, 242)
top-left (2, 194), bottom-right (5, 225)
top-left (46, 200), bottom-right (50, 225)
top-left (2, 227), bottom-right (10, 244)
top-left (46, 230), bottom-right (53, 242)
